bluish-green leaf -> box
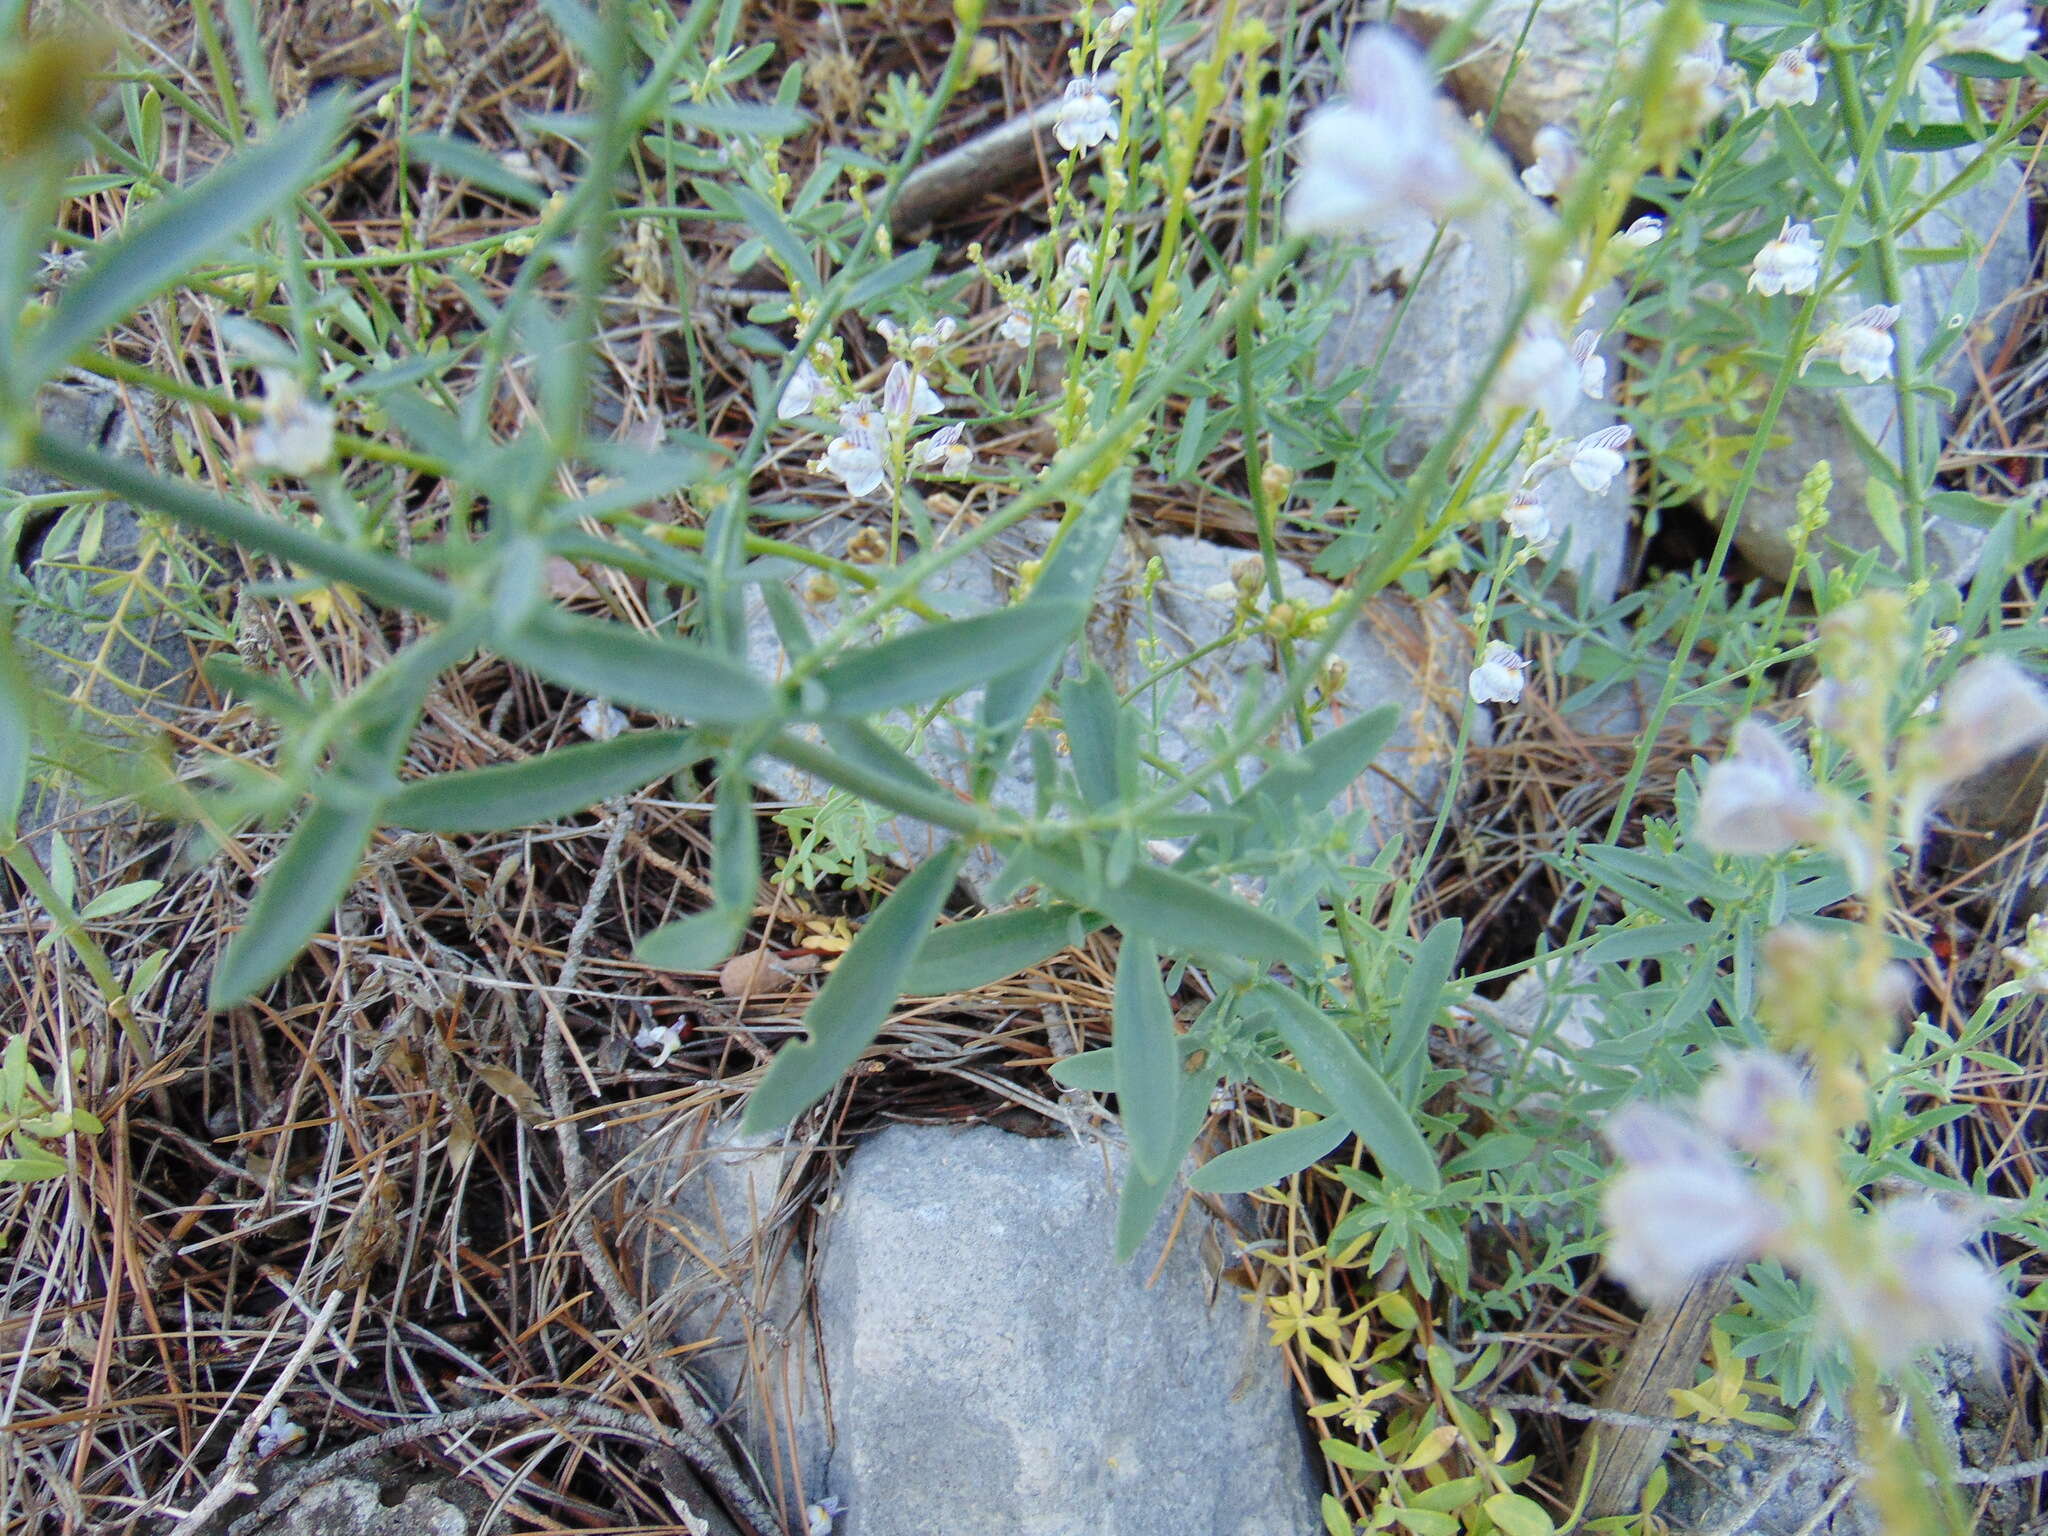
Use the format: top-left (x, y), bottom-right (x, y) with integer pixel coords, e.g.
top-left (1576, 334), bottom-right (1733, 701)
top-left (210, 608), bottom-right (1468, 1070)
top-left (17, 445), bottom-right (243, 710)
top-left (1026, 844), bottom-right (1319, 971)
top-left (1048, 1045), bottom-right (1117, 1093)
top-left (1699, 0), bottom-right (1807, 24)
top-left (1389, 917), bottom-right (1461, 1098)
top-left (503, 607), bottom-right (779, 725)
top-left (1059, 667), bottom-right (1121, 806)
top-left (33, 95), bottom-right (351, 380)
top-left (1885, 122), bottom-right (1984, 153)
top-left (808, 603), bottom-right (1086, 717)
top-left (1583, 920), bottom-right (1716, 964)
top-left (739, 845), bottom-right (965, 1132)
top-left (0, 618), bottom-right (35, 837)
top-left (904, 904), bottom-right (1086, 994)
top-left (210, 799), bottom-right (379, 1008)
top-left (726, 184), bottom-right (817, 295)
top-left (403, 133), bottom-right (547, 205)
top-left (387, 730), bottom-right (694, 832)
top-left (1189, 1116), bottom-right (1348, 1194)
top-left (1113, 1065), bottom-right (1213, 1262)
top-left (1258, 984), bottom-right (1438, 1193)
top-left (980, 473), bottom-right (1129, 751)
top-left (1114, 936), bottom-right (1182, 1182)
top-left (665, 100), bottom-right (813, 138)
top-left (635, 758), bottom-right (759, 970)
top-left (1179, 705), bottom-right (1398, 867)
top-left (841, 245), bottom-right (937, 311)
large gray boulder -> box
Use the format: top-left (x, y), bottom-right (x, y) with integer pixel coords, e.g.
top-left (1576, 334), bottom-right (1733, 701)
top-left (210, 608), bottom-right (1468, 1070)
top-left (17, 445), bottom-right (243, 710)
top-left (812, 1124), bottom-right (1321, 1536)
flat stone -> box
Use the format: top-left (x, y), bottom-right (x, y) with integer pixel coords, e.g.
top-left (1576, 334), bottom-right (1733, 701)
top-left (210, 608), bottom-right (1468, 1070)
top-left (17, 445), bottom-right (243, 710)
top-left (812, 1124), bottom-right (1320, 1536)
top-left (745, 519), bottom-right (1471, 899)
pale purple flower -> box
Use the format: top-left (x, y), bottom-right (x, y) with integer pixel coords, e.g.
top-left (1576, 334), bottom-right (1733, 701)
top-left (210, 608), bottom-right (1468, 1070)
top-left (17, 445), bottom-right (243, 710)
top-left (1756, 43), bottom-right (1823, 109)
top-left (634, 1022), bottom-right (685, 1067)
top-left (254, 1406), bottom-right (305, 1459)
top-left (1519, 123), bottom-right (1580, 200)
top-left (778, 357), bottom-right (828, 419)
top-left (818, 425), bottom-right (887, 499)
top-left (247, 369), bottom-right (337, 476)
top-left (1614, 215), bottom-right (1664, 250)
top-left (1489, 321), bottom-right (1583, 431)
top-left (1748, 218), bottom-right (1821, 296)
top-left (1822, 1196), bottom-right (2005, 1367)
top-left (1284, 28), bottom-right (1479, 235)
top-left (1923, 655), bottom-right (2048, 782)
top-left (1571, 330), bottom-right (1608, 401)
top-left (1940, 0), bottom-right (2038, 61)
top-left (1602, 1105), bottom-right (1782, 1304)
top-left (913, 422), bottom-right (972, 475)
top-left (1694, 718), bottom-right (1828, 855)
top-left (1502, 488), bottom-right (1553, 548)
top-left (1468, 640), bottom-right (1528, 705)
top-left (1805, 303), bottom-right (1901, 382)
top-left (578, 699), bottom-right (628, 741)
top-left (1053, 75), bottom-right (1118, 152)
top-left (1696, 1050), bottom-right (1809, 1157)
top-left (882, 360), bottom-right (944, 424)
top-left (1561, 425), bottom-right (1632, 493)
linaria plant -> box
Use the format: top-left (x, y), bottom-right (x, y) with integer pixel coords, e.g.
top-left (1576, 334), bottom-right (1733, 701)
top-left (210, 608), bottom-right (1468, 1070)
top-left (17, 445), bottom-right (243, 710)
top-left (3, 1), bottom-right (2048, 1534)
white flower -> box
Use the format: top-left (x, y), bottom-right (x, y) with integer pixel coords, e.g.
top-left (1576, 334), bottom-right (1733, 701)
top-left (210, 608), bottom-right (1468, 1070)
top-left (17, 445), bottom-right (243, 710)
top-left (1805, 303), bottom-right (1900, 382)
top-left (2001, 914), bottom-right (2048, 995)
top-left (1696, 1050), bottom-right (1809, 1157)
top-left (1468, 640), bottom-right (1528, 705)
top-left (255, 1406), bottom-right (305, 1459)
top-left (1101, 3), bottom-right (1138, 42)
top-left (1614, 214), bottom-right (1664, 250)
top-left (913, 422), bottom-right (973, 476)
top-left (1283, 27), bottom-right (1479, 235)
top-left (1756, 43), bottom-right (1823, 108)
top-left (817, 425), bottom-right (887, 499)
top-left (1601, 1105), bottom-right (1781, 1304)
top-left (1519, 123), bottom-right (1579, 200)
top-left (1921, 654), bottom-right (2048, 782)
top-left (634, 1023), bottom-right (685, 1067)
top-left (1058, 240), bottom-right (1094, 290)
top-left (996, 307), bottom-right (1035, 348)
top-left (1821, 1197), bottom-right (2005, 1367)
top-left (1502, 488), bottom-right (1553, 548)
top-left (1053, 75), bottom-right (1118, 152)
top-left (1939, 0), bottom-right (2038, 61)
top-left (1560, 425), bottom-right (1632, 493)
top-left (578, 699), bottom-right (628, 741)
top-left (882, 360), bottom-right (944, 424)
top-left (1747, 218), bottom-right (1821, 296)
top-left (1694, 717), bottom-right (1828, 855)
top-left (778, 358), bottom-right (828, 419)
top-left (1488, 321), bottom-right (1582, 432)
top-left (805, 1498), bottom-right (845, 1536)
top-left (247, 369), bottom-right (337, 476)
top-left (1570, 330), bottom-right (1608, 401)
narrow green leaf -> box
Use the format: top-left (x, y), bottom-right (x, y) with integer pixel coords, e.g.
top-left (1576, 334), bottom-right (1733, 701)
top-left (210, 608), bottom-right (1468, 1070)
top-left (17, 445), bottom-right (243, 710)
top-left (502, 607), bottom-right (779, 726)
top-left (635, 759), bottom-right (759, 971)
top-left (1699, 0), bottom-right (1807, 24)
top-left (1113, 937), bottom-right (1181, 1182)
top-left (807, 603), bottom-right (1086, 718)
top-left (739, 845), bottom-right (965, 1132)
top-left (1930, 50), bottom-right (2028, 77)
top-left (1189, 1116), bottom-right (1348, 1194)
top-left (980, 472), bottom-right (1129, 752)
top-left (78, 880), bottom-right (164, 921)
top-left (403, 133), bottom-right (547, 205)
top-left (842, 245), bottom-right (938, 312)
top-left (1483, 1493), bottom-right (1556, 1536)
top-left (1059, 667), bottom-right (1121, 806)
top-left (1583, 920), bottom-right (1716, 964)
top-left (665, 100), bottom-right (813, 138)
top-left (903, 904), bottom-right (1086, 994)
top-left (387, 730), bottom-right (695, 832)
top-left (210, 800), bottom-right (379, 1008)
top-left (1047, 1046), bottom-right (1117, 1093)
top-left (1027, 844), bottom-right (1319, 971)
top-left (33, 95), bottom-right (351, 379)
top-left (0, 616), bottom-right (36, 836)
top-left (1388, 917), bottom-right (1461, 1097)
top-left (1258, 984), bottom-right (1438, 1193)
top-left (1179, 705), bottom-right (1398, 868)
top-left (1885, 122), bottom-right (1983, 152)
top-left (726, 184), bottom-right (817, 294)
top-left (1112, 1065), bottom-right (1212, 1262)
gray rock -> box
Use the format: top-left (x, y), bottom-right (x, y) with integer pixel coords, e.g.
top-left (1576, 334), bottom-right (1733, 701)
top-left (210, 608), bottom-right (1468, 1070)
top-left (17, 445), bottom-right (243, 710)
top-left (746, 520), bottom-right (1471, 898)
top-left (1933, 741), bottom-right (2048, 885)
top-left (254, 1464), bottom-right (481, 1536)
top-left (1734, 83), bottom-right (2028, 585)
top-left (6, 381), bottom-right (190, 855)
top-left (813, 1123), bottom-right (1321, 1536)
top-left (610, 1112), bottom-right (830, 1516)
top-left (1391, 0), bottom-right (1652, 162)
top-left (1310, 193), bottom-right (1634, 604)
